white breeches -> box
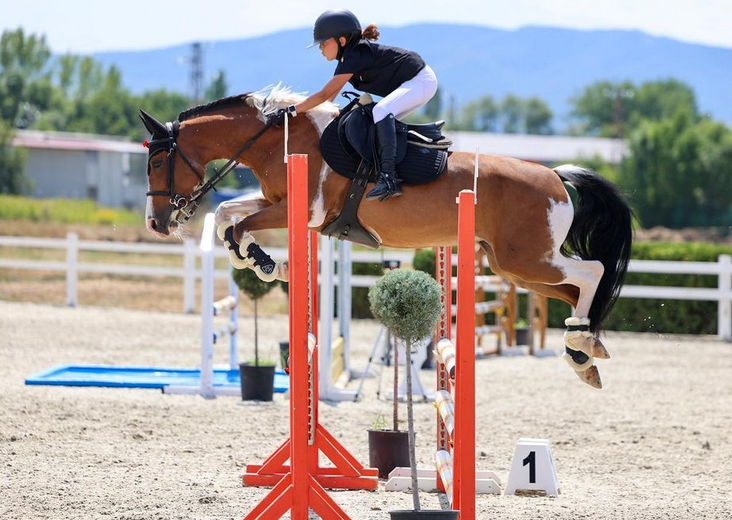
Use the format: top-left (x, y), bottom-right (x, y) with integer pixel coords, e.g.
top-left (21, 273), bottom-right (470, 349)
top-left (372, 65), bottom-right (438, 123)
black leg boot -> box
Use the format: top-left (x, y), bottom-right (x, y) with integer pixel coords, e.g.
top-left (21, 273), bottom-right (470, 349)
top-left (366, 114), bottom-right (402, 201)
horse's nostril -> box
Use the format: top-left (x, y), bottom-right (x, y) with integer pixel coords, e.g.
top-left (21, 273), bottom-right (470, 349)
top-left (148, 218), bottom-right (157, 230)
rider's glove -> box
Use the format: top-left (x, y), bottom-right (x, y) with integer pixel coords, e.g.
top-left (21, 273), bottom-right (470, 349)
top-left (265, 105), bottom-right (297, 126)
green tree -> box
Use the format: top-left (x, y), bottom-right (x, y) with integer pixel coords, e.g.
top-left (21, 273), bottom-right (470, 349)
top-left (423, 86), bottom-right (443, 121)
top-left (0, 120), bottom-right (28, 194)
top-left (571, 79), bottom-right (698, 137)
top-left (205, 70), bottom-right (228, 101)
top-left (461, 95), bottom-right (498, 131)
top-left (0, 28), bottom-right (53, 128)
top-left (619, 113), bottom-right (732, 228)
top-left (630, 79), bottom-right (698, 127)
top-left (524, 96), bottom-right (553, 135)
top-left (500, 95), bottom-right (524, 134)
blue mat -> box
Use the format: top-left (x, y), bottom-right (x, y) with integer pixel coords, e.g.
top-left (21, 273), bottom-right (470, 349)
top-left (25, 365), bottom-right (289, 393)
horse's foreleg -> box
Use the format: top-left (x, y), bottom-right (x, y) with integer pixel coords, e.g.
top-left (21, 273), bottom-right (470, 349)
top-left (214, 196), bottom-right (272, 225)
top-left (217, 202), bottom-right (289, 282)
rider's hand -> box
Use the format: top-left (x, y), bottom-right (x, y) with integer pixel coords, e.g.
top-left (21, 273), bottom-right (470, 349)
top-left (265, 105), bottom-right (297, 127)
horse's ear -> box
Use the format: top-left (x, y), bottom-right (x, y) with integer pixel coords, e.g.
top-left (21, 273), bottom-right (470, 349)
top-left (139, 109), bottom-right (167, 137)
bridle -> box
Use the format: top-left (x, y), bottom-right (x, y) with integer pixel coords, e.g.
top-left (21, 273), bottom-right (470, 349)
top-left (145, 118), bottom-right (275, 225)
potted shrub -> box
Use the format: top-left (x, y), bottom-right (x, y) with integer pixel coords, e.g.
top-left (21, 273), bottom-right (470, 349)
top-left (233, 267), bottom-right (276, 401)
top-left (514, 318), bottom-right (529, 346)
top-left (370, 269), bottom-right (457, 519)
top-left (367, 329), bottom-right (410, 479)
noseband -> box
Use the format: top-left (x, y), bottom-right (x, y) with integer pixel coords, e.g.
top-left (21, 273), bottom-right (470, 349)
top-left (145, 119), bottom-right (275, 225)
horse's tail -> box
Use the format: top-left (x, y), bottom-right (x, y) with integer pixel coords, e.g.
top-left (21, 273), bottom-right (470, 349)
top-left (554, 164), bottom-right (633, 333)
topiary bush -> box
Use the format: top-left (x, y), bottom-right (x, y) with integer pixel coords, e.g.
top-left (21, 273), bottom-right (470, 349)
top-left (233, 267), bottom-right (276, 365)
top-left (369, 269), bottom-right (442, 343)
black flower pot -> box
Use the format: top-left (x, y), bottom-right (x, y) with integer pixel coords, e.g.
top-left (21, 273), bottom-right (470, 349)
top-left (239, 362), bottom-right (275, 401)
top-left (515, 327), bottom-right (529, 346)
top-left (389, 510), bottom-right (459, 520)
top-left (368, 429), bottom-right (410, 479)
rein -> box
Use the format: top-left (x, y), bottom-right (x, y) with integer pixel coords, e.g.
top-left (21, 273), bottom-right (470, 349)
top-left (145, 118), bottom-right (276, 224)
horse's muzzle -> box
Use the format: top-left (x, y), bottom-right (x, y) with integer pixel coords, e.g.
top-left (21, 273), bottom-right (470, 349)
top-left (146, 216), bottom-right (176, 238)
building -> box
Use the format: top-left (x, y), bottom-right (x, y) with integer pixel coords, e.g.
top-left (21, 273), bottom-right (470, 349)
top-left (12, 130), bottom-right (148, 210)
top-left (11, 129), bottom-right (627, 210)
top-left (447, 131), bottom-right (628, 165)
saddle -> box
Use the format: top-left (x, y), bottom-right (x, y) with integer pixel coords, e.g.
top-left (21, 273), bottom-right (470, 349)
top-left (320, 93), bottom-right (451, 248)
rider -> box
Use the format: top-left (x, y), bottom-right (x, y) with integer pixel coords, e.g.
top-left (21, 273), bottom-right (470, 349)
top-left (272, 9), bottom-right (438, 201)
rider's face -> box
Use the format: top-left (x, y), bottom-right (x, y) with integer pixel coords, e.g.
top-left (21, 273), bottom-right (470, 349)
top-left (319, 38), bottom-right (340, 61)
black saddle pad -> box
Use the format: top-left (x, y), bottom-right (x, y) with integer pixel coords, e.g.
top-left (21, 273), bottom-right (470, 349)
top-left (320, 104), bottom-right (448, 185)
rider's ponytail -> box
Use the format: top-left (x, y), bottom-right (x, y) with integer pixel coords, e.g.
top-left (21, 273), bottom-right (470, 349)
top-left (362, 24), bottom-right (380, 41)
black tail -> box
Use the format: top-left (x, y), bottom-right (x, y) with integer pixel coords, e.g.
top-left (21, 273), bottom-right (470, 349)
top-left (555, 165), bottom-right (633, 333)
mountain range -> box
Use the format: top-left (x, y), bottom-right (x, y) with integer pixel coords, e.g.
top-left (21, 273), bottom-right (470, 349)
top-left (93, 24), bottom-right (732, 126)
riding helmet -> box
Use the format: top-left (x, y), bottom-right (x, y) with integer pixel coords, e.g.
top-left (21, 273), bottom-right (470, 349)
top-left (308, 9), bottom-right (361, 48)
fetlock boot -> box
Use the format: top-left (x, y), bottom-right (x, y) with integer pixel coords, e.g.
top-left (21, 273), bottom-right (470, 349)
top-left (366, 114), bottom-right (402, 201)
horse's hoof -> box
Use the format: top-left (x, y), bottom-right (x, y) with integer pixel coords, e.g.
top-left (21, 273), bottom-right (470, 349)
top-left (575, 365), bottom-right (602, 389)
top-left (564, 332), bottom-right (594, 357)
top-left (592, 337), bottom-right (611, 359)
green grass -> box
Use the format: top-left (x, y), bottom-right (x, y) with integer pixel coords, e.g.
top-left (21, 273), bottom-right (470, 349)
top-left (0, 195), bottom-right (142, 225)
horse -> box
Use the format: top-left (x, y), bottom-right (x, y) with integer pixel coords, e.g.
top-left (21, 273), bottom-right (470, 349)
top-left (140, 86), bottom-right (633, 389)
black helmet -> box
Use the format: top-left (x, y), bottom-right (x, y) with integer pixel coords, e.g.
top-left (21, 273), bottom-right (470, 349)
top-left (308, 9), bottom-right (361, 48)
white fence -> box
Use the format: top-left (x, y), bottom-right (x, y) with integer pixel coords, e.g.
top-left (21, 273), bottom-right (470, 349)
top-left (1, 234), bottom-right (730, 340)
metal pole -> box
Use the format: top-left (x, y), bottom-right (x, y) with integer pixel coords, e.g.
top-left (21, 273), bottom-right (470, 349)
top-left (66, 232), bottom-right (78, 307)
top-left (199, 214), bottom-right (216, 399)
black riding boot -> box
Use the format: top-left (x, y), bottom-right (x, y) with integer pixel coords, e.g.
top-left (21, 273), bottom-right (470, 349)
top-left (366, 114), bottom-right (402, 201)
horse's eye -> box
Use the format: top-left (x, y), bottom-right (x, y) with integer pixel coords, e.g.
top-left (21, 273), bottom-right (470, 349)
top-left (152, 159), bottom-right (163, 168)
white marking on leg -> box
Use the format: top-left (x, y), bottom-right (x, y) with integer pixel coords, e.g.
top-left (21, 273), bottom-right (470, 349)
top-left (308, 162), bottom-right (330, 228)
top-left (543, 196), bottom-right (604, 317)
top-left (214, 193), bottom-right (268, 225)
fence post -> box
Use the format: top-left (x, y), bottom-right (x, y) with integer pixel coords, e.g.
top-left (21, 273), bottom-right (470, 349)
top-left (183, 238), bottom-right (196, 313)
top-left (66, 232), bottom-right (78, 307)
top-left (718, 255), bottom-right (732, 341)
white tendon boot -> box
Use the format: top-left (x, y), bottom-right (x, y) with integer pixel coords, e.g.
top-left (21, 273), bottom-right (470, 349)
top-left (217, 222), bottom-right (253, 269)
top-left (216, 222), bottom-right (288, 282)
top-left (562, 316), bottom-right (603, 389)
top-left (563, 317), bottom-right (594, 357)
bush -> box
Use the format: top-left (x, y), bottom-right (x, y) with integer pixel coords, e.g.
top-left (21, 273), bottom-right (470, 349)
top-left (0, 195), bottom-right (140, 225)
top-left (411, 241), bottom-right (731, 335)
top-left (547, 241), bottom-right (732, 334)
top-left (368, 269), bottom-right (441, 342)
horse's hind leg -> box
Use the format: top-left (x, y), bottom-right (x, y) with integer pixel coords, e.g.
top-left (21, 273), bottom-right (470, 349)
top-left (478, 198), bottom-right (608, 388)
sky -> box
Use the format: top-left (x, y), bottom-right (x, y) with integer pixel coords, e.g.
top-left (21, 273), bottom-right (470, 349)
top-left (3, 0), bottom-right (732, 53)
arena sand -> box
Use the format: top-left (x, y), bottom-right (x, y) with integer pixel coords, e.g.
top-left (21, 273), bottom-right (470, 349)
top-left (1, 301), bottom-right (731, 519)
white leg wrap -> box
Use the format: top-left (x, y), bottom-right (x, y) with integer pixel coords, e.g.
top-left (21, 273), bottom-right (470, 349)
top-left (563, 316), bottom-right (594, 357)
top-left (216, 222), bottom-right (287, 282)
top-left (216, 223), bottom-right (253, 269)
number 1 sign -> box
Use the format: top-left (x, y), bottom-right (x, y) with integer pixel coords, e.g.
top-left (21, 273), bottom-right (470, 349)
top-left (505, 438), bottom-right (560, 497)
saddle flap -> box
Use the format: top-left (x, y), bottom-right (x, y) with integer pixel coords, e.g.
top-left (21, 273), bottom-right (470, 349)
top-left (340, 104), bottom-right (408, 165)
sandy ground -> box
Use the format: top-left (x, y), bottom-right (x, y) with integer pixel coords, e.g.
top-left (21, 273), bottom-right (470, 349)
top-left (1, 300), bottom-right (732, 520)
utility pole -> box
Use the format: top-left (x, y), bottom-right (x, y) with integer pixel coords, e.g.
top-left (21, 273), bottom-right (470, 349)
top-left (190, 42), bottom-right (204, 104)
